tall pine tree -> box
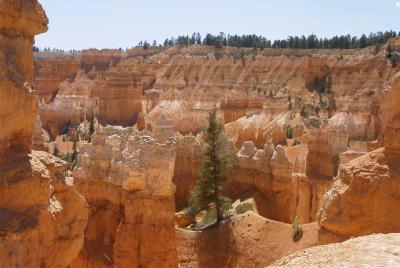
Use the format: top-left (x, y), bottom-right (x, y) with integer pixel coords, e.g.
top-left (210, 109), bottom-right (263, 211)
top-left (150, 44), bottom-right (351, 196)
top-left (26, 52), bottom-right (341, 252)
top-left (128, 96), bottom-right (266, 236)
top-left (190, 108), bottom-right (231, 224)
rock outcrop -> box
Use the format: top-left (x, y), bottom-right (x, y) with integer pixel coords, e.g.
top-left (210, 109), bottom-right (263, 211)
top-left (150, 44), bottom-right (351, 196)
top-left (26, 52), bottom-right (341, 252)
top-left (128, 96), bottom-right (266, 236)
top-left (269, 233), bottom-right (400, 267)
top-left (0, 2), bottom-right (88, 267)
top-left (70, 127), bottom-right (177, 268)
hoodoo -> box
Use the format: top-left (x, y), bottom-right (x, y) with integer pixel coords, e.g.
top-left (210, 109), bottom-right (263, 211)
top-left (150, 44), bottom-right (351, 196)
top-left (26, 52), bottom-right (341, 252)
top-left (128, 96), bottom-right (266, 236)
top-left (0, 1), bottom-right (87, 267)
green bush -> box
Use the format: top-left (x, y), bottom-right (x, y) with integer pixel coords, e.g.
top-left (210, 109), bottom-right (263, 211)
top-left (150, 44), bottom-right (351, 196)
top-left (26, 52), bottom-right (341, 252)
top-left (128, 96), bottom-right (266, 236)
top-left (193, 208), bottom-right (217, 230)
top-left (284, 124), bottom-right (294, 139)
top-left (235, 203), bottom-right (254, 214)
top-left (300, 103), bottom-right (314, 118)
top-left (292, 216), bottom-right (303, 242)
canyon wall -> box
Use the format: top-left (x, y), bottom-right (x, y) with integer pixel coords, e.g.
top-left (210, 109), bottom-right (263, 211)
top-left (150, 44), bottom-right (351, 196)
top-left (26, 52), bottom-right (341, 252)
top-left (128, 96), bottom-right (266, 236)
top-left (35, 51), bottom-right (144, 138)
top-left (31, 36), bottom-right (400, 265)
top-left (70, 127), bottom-right (177, 268)
top-left (34, 42), bottom-right (399, 141)
top-left (33, 52), bottom-right (79, 103)
top-left (0, 1), bottom-right (87, 267)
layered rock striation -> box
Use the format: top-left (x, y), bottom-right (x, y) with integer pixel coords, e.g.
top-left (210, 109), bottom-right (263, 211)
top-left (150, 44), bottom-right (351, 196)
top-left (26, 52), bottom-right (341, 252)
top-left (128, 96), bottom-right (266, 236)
top-left (35, 41), bottom-right (399, 137)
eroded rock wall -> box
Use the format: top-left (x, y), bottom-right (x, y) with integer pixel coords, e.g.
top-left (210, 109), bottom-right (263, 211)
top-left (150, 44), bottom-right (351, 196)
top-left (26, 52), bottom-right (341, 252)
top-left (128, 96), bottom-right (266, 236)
top-left (35, 42), bottom-right (399, 138)
top-left (71, 127), bottom-right (177, 268)
top-left (33, 53), bottom-right (79, 103)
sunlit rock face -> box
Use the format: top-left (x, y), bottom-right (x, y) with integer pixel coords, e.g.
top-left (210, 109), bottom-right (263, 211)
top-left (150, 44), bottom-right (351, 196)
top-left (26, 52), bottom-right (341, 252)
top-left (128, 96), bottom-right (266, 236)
top-left (36, 50), bottom-right (144, 138)
top-left (70, 127), bottom-right (177, 268)
top-left (0, 2), bottom-right (88, 267)
top-left (0, 0), bottom-right (47, 159)
top-left (35, 42), bottom-right (398, 138)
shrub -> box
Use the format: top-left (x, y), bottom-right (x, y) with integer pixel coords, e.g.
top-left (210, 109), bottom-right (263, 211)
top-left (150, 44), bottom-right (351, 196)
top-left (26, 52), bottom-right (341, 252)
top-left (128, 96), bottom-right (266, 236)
top-left (293, 139), bottom-right (301, 146)
top-left (284, 124), bottom-right (294, 139)
top-left (386, 44), bottom-right (393, 59)
top-left (367, 89), bottom-right (375, 96)
top-left (300, 104), bottom-right (307, 117)
top-left (235, 202), bottom-right (253, 214)
top-left (300, 103), bottom-right (314, 118)
top-left (292, 216), bottom-right (303, 242)
top-left (194, 208), bottom-right (217, 230)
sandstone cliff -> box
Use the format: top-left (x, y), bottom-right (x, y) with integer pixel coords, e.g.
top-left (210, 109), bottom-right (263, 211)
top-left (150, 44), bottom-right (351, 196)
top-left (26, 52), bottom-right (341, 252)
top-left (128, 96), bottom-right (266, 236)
top-left (0, 2), bottom-right (87, 267)
top-left (35, 42), bottom-right (399, 138)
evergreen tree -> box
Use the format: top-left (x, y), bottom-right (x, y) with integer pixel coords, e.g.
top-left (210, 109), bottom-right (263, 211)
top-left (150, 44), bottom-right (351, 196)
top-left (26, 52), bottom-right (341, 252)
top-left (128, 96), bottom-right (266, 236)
top-left (191, 32), bottom-right (197, 45)
top-left (143, 41), bottom-right (150, 49)
top-left (359, 34), bottom-right (368, 48)
top-left (71, 139), bottom-right (78, 166)
top-left (153, 30), bottom-right (397, 50)
top-left (163, 38), bottom-right (170, 46)
top-left (195, 32), bottom-right (202, 45)
top-left (189, 108), bottom-right (231, 224)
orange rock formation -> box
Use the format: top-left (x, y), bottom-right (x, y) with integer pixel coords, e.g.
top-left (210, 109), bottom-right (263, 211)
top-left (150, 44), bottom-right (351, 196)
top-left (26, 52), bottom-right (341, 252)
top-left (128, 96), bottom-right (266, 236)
top-left (0, 1), bottom-right (87, 267)
top-left (70, 127), bottom-right (177, 268)
top-left (6, 3), bottom-right (398, 264)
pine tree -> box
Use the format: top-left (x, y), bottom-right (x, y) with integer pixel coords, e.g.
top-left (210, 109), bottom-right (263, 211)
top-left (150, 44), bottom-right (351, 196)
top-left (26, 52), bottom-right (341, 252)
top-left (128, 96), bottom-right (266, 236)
top-left (71, 139), bottom-right (78, 166)
top-left (189, 108), bottom-right (231, 224)
top-left (89, 117), bottom-right (95, 135)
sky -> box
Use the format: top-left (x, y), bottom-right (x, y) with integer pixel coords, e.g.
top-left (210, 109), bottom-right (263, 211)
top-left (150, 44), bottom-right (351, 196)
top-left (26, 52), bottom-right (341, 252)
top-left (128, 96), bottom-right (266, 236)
top-left (36, 0), bottom-right (400, 50)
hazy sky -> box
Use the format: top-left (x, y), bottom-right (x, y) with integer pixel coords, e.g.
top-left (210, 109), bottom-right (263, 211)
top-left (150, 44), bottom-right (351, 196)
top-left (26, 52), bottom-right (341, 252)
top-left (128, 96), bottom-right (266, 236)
top-left (36, 0), bottom-right (400, 50)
